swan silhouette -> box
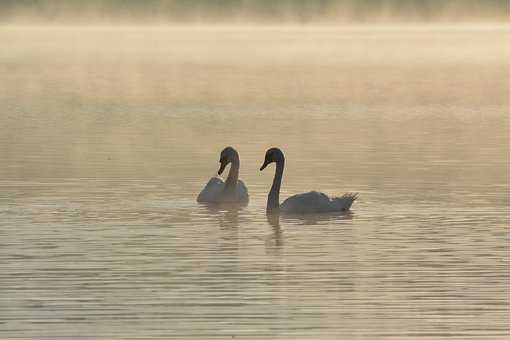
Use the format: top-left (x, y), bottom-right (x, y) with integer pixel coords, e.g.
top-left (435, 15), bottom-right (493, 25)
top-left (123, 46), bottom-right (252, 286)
top-left (197, 146), bottom-right (249, 204)
top-left (260, 147), bottom-right (358, 214)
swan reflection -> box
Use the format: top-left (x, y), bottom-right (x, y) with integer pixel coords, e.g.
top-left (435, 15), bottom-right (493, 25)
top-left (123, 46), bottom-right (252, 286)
top-left (266, 210), bottom-right (354, 226)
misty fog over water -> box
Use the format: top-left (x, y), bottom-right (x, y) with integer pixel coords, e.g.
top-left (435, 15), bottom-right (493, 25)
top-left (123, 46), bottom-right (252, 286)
top-left (1, 22), bottom-right (510, 339)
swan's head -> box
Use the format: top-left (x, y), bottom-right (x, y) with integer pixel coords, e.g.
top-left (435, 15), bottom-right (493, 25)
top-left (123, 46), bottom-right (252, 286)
top-left (260, 147), bottom-right (284, 171)
top-left (218, 146), bottom-right (238, 175)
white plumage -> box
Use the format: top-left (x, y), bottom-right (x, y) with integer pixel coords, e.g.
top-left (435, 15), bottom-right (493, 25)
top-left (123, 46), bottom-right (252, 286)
top-left (197, 176), bottom-right (249, 204)
top-left (280, 191), bottom-right (358, 213)
top-left (197, 147), bottom-right (249, 204)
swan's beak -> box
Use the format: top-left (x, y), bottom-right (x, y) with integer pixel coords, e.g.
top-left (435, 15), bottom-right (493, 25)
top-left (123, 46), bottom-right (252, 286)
top-left (260, 159), bottom-right (270, 171)
top-left (218, 160), bottom-right (227, 175)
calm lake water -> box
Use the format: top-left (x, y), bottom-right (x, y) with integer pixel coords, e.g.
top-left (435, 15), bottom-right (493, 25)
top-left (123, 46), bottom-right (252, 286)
top-left (1, 25), bottom-right (510, 339)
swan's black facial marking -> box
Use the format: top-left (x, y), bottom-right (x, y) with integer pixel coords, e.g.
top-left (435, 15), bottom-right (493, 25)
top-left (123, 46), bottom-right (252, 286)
top-left (219, 149), bottom-right (231, 164)
top-left (218, 155), bottom-right (229, 175)
top-left (261, 147), bottom-right (283, 171)
top-left (260, 149), bottom-right (274, 171)
top-left (218, 149), bottom-right (231, 175)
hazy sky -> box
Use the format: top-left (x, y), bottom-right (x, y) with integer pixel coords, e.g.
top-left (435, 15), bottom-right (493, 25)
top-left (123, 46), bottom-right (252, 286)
top-left (2, 0), bottom-right (510, 23)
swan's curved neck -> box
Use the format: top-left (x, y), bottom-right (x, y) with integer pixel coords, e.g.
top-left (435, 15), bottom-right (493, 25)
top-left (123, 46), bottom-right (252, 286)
top-left (267, 158), bottom-right (284, 212)
top-left (224, 154), bottom-right (240, 192)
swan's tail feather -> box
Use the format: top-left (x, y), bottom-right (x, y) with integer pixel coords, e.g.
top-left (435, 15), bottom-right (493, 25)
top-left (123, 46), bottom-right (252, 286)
top-left (332, 192), bottom-right (359, 211)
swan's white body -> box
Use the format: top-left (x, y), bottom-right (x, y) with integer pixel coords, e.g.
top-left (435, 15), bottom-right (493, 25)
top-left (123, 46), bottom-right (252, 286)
top-left (280, 191), bottom-right (358, 213)
top-left (197, 176), bottom-right (249, 203)
top-left (197, 147), bottom-right (249, 204)
top-left (260, 148), bottom-right (357, 214)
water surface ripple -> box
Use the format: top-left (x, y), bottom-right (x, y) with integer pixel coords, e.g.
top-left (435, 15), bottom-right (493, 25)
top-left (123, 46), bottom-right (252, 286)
top-left (1, 25), bottom-right (510, 339)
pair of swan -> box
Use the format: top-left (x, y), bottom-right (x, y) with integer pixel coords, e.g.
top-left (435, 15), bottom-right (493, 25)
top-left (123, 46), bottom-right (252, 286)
top-left (197, 146), bottom-right (358, 214)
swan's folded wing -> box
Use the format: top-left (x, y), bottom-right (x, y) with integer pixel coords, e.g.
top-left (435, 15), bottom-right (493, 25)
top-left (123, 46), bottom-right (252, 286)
top-left (236, 179), bottom-right (249, 203)
top-left (197, 177), bottom-right (224, 203)
top-left (281, 191), bottom-right (358, 213)
top-left (280, 191), bottom-right (331, 213)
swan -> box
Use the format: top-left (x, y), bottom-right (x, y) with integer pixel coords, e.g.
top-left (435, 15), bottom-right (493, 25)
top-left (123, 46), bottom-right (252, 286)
top-left (260, 147), bottom-right (358, 214)
top-left (197, 146), bottom-right (249, 204)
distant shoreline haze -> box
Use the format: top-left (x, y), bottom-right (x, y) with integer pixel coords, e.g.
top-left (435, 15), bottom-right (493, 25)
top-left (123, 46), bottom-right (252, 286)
top-left (2, 0), bottom-right (510, 23)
